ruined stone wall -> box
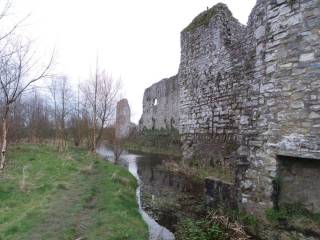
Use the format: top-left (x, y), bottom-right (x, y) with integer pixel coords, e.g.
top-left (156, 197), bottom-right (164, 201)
top-left (115, 99), bottom-right (132, 139)
top-left (278, 155), bottom-right (320, 214)
top-left (178, 0), bottom-right (320, 215)
top-left (178, 0), bottom-right (320, 217)
top-left (178, 4), bottom-right (248, 164)
top-left (240, 0), bottom-right (320, 214)
top-left (140, 0), bottom-right (320, 216)
top-left (139, 75), bottom-right (179, 130)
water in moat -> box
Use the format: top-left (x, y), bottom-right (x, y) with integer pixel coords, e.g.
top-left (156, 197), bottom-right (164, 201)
top-left (97, 146), bottom-right (203, 240)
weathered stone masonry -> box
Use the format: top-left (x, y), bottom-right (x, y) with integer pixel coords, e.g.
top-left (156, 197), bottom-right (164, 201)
top-left (115, 98), bottom-right (133, 139)
top-left (139, 75), bottom-right (179, 130)
top-left (238, 0), bottom-right (320, 215)
top-left (140, 0), bottom-right (320, 217)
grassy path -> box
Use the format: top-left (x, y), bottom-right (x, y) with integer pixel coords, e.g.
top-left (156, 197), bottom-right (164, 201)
top-left (0, 144), bottom-right (148, 240)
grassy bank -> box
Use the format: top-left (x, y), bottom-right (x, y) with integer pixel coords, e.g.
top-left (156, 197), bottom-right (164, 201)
top-left (160, 160), bottom-right (234, 184)
top-left (125, 129), bottom-right (182, 157)
top-left (0, 144), bottom-right (148, 240)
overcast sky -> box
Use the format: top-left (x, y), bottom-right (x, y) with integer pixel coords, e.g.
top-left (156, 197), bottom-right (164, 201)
top-left (13, 0), bottom-right (256, 123)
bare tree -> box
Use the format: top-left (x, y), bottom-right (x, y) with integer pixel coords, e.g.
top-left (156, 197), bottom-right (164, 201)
top-left (96, 72), bottom-right (121, 144)
top-left (23, 89), bottom-right (53, 143)
top-left (81, 64), bottom-right (121, 152)
top-left (7, 94), bottom-right (23, 143)
top-left (113, 138), bottom-right (124, 164)
top-left (110, 125), bottom-right (135, 164)
top-left (0, 40), bottom-right (54, 169)
top-left (70, 83), bottom-right (82, 147)
top-left (48, 75), bottom-right (72, 151)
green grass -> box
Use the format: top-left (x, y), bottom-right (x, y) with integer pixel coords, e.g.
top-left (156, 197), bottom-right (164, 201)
top-left (125, 143), bottom-right (181, 157)
top-left (160, 160), bottom-right (234, 184)
top-left (0, 144), bottom-right (148, 240)
top-left (182, 3), bottom-right (231, 33)
top-left (125, 129), bottom-right (181, 157)
top-left (176, 218), bottom-right (227, 240)
top-left (266, 202), bottom-right (320, 232)
top-left (176, 211), bottom-right (251, 240)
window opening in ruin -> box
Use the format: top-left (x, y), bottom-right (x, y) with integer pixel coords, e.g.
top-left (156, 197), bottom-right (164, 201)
top-left (153, 98), bottom-right (158, 106)
top-left (275, 155), bottom-right (320, 214)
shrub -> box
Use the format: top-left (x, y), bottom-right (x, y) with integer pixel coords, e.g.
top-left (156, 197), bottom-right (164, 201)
top-left (266, 202), bottom-right (320, 225)
top-left (176, 218), bottom-right (227, 240)
top-left (176, 211), bottom-right (251, 240)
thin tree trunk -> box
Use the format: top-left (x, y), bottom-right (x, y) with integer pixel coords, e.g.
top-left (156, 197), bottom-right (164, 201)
top-left (96, 107), bottom-right (107, 147)
top-left (92, 100), bottom-right (97, 152)
top-left (0, 105), bottom-right (9, 170)
top-left (60, 97), bottom-right (66, 151)
top-left (92, 61), bottom-right (98, 152)
top-left (76, 119), bottom-right (81, 147)
top-left (76, 85), bottom-right (81, 147)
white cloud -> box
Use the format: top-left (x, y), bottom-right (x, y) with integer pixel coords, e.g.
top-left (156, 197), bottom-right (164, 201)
top-left (13, 0), bottom-right (256, 122)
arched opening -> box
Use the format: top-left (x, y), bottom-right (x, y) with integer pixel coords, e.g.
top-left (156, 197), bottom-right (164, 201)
top-left (153, 98), bottom-right (158, 106)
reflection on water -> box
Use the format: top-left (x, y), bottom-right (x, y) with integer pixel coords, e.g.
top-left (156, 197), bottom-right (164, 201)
top-left (136, 154), bottom-right (203, 233)
top-left (97, 147), bottom-right (175, 240)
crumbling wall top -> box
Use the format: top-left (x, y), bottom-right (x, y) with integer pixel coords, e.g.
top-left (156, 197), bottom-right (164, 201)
top-left (182, 3), bottom-right (239, 33)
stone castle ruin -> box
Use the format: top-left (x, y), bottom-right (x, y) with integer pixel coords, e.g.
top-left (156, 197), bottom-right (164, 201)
top-left (139, 75), bottom-right (180, 130)
top-left (140, 0), bottom-right (320, 220)
top-left (115, 99), bottom-right (134, 139)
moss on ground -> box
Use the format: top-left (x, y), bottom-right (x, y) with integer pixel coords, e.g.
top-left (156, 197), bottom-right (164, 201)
top-left (265, 203), bottom-right (320, 234)
top-left (0, 144), bottom-right (148, 240)
top-left (182, 3), bottom-right (231, 33)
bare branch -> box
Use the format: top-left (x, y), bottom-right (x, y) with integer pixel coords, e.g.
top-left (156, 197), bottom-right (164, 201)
top-left (14, 47), bottom-right (55, 101)
top-left (0, 14), bottom-right (31, 42)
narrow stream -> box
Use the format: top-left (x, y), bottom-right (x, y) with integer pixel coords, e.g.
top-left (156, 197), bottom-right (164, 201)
top-left (97, 146), bottom-right (203, 240)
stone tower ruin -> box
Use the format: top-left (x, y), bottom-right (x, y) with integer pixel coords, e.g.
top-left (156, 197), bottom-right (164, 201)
top-left (140, 0), bottom-right (320, 216)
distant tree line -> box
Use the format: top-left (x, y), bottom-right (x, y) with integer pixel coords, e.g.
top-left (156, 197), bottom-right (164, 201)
top-left (0, 0), bottom-right (121, 169)
top-left (1, 65), bottom-right (121, 153)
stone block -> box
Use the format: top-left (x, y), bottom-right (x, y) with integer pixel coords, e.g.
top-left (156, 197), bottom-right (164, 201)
top-left (299, 53), bottom-right (315, 62)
